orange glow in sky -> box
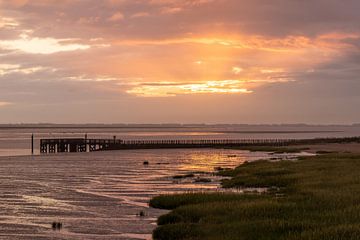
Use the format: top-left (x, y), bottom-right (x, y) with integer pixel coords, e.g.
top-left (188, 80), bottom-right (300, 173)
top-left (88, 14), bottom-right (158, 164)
top-left (0, 0), bottom-right (359, 123)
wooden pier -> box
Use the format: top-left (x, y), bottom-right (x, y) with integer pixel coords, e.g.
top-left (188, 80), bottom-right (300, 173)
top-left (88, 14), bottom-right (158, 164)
top-left (39, 136), bottom-right (360, 154)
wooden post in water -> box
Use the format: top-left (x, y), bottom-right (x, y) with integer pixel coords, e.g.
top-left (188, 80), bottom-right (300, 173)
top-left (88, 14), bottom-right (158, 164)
top-left (85, 133), bottom-right (88, 152)
top-left (31, 134), bottom-right (34, 155)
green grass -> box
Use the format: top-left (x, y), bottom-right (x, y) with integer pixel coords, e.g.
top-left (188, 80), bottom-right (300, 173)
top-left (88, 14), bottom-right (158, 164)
top-left (150, 153), bottom-right (360, 240)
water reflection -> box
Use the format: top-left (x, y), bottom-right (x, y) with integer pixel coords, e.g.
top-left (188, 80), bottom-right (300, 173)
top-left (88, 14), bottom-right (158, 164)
top-left (0, 148), bottom-right (302, 239)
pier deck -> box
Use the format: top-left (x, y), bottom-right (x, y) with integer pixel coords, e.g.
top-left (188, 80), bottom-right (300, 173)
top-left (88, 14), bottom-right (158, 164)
top-left (39, 137), bottom-right (360, 154)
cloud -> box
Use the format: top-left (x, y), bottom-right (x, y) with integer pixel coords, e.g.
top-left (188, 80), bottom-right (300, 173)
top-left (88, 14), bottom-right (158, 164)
top-left (0, 0), bottom-right (360, 123)
top-left (108, 12), bottom-right (125, 21)
top-left (0, 63), bottom-right (50, 75)
top-left (260, 68), bottom-right (285, 74)
top-left (126, 80), bottom-right (253, 97)
top-left (0, 64), bottom-right (20, 75)
top-left (130, 12), bottom-right (150, 18)
top-left (0, 34), bottom-right (90, 54)
top-left (232, 67), bottom-right (243, 75)
top-left (0, 101), bottom-right (12, 107)
top-left (161, 7), bottom-right (183, 14)
top-left (0, 17), bottom-right (19, 28)
top-left (0, 0), bottom-right (28, 7)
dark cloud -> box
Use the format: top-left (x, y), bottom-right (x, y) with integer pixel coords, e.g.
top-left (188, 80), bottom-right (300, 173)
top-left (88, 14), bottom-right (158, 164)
top-left (1, 0), bottom-right (359, 39)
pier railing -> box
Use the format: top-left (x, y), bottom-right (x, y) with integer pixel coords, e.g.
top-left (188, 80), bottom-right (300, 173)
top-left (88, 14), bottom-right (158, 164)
top-left (39, 136), bottom-right (360, 154)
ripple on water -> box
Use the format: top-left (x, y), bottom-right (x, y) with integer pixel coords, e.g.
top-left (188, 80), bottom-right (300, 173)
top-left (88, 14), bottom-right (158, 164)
top-left (0, 148), bottom-right (307, 239)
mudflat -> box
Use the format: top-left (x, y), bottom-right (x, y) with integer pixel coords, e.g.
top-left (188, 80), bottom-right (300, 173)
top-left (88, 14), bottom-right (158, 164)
top-left (0, 148), bottom-right (278, 239)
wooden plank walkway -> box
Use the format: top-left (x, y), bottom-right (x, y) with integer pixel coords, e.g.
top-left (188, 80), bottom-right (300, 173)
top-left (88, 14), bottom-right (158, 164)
top-left (39, 137), bottom-right (360, 154)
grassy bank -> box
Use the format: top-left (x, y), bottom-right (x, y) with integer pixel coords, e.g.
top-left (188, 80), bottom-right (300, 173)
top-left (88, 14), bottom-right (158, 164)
top-left (150, 153), bottom-right (360, 240)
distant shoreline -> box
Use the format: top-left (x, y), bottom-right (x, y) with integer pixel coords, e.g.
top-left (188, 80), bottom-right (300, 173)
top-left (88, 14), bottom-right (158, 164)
top-left (0, 123), bottom-right (359, 128)
top-left (0, 126), bottom-right (344, 133)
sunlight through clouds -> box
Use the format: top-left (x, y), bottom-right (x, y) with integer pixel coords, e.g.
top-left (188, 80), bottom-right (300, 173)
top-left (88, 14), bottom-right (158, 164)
top-left (126, 80), bottom-right (252, 97)
top-left (232, 67), bottom-right (243, 75)
top-left (0, 0), bottom-right (360, 122)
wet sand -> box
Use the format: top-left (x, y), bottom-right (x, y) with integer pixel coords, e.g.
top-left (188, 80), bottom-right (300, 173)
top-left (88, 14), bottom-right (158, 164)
top-left (0, 148), bottom-right (289, 240)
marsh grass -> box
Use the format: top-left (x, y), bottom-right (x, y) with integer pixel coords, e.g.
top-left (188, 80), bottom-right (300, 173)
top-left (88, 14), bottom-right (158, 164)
top-left (150, 153), bottom-right (360, 240)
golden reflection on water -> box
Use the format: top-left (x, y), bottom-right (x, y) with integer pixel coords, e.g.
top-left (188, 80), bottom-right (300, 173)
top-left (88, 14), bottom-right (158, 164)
top-left (22, 195), bottom-right (73, 210)
top-left (179, 150), bottom-right (249, 172)
top-left (0, 149), bottom-right (282, 239)
top-left (124, 132), bottom-right (224, 136)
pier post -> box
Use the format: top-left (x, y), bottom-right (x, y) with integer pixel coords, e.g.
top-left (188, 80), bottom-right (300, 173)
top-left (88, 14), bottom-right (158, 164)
top-left (40, 140), bottom-right (47, 153)
top-left (31, 134), bottom-right (34, 155)
top-left (85, 134), bottom-right (88, 152)
top-left (49, 144), bottom-right (56, 153)
top-left (69, 144), bottom-right (77, 152)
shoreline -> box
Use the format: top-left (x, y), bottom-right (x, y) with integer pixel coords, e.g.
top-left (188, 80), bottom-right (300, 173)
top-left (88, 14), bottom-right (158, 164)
top-left (150, 143), bottom-right (360, 240)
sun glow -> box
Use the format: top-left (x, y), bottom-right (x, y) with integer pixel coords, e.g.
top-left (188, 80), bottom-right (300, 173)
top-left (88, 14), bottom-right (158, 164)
top-left (232, 67), bottom-right (243, 74)
top-left (126, 80), bottom-right (252, 97)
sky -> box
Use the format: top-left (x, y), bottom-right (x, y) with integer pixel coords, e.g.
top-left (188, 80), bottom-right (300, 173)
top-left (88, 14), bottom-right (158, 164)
top-left (0, 0), bottom-right (359, 124)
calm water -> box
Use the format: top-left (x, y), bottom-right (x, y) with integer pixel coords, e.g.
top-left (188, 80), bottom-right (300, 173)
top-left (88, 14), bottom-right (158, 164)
top-left (1, 125), bottom-right (360, 157)
top-left (0, 126), bottom-right (350, 239)
top-left (0, 148), bottom-right (307, 240)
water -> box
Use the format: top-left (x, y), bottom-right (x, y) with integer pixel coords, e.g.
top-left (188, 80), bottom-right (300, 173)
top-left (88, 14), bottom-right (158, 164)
top-left (0, 125), bottom-right (352, 239)
top-left (1, 125), bottom-right (360, 157)
top-left (0, 148), bottom-right (297, 239)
